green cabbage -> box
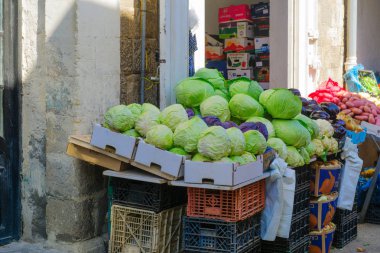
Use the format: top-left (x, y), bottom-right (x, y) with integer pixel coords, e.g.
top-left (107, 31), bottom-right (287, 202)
top-left (127, 103), bottom-right (142, 122)
top-left (267, 138), bottom-right (288, 159)
top-left (246, 116), bottom-right (275, 138)
top-left (244, 130), bottom-right (267, 155)
top-left (142, 103), bottom-right (160, 115)
top-left (197, 126), bottom-right (231, 160)
top-left (286, 146), bottom-right (305, 167)
top-left (299, 147), bottom-right (310, 164)
top-left (219, 157), bottom-right (234, 163)
top-left (294, 114), bottom-right (320, 139)
top-left (311, 139), bottom-right (324, 156)
top-left (122, 129), bottom-right (141, 137)
top-left (104, 105), bottom-right (135, 132)
top-left (192, 153), bottom-right (211, 162)
top-left (228, 77), bottom-right (263, 101)
top-left (175, 77), bottom-right (215, 107)
top-left (305, 141), bottom-right (317, 156)
top-left (215, 88), bottom-right (230, 101)
top-left (194, 68), bottom-right (226, 90)
top-left (169, 147), bottom-right (188, 156)
top-left (230, 155), bottom-right (245, 165)
top-left (200, 95), bottom-right (230, 122)
top-left (241, 152), bottom-right (257, 163)
top-left (173, 117), bottom-right (208, 153)
top-left (145, 124), bottom-right (173, 150)
top-left (226, 127), bottom-right (246, 156)
top-left (229, 94), bottom-right (264, 120)
top-left (272, 119), bottom-right (311, 148)
top-left (159, 104), bottom-right (188, 131)
top-left (135, 111), bottom-right (160, 137)
top-left (259, 89), bottom-right (302, 119)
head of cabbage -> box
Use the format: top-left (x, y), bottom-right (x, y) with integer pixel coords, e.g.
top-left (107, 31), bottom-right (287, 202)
top-left (159, 104), bottom-right (188, 131)
top-left (104, 105), bottom-right (135, 132)
top-left (246, 116), bottom-right (275, 138)
top-left (127, 103), bottom-right (142, 122)
top-left (244, 130), bottom-right (267, 155)
top-left (197, 126), bottom-right (231, 160)
top-left (267, 138), bottom-right (288, 160)
top-left (272, 119), bottom-right (311, 148)
top-left (194, 68), bottom-right (226, 90)
top-left (241, 152), bottom-right (256, 164)
top-left (145, 124), bottom-right (173, 150)
top-left (175, 77), bottom-right (215, 107)
top-left (228, 77), bottom-right (263, 101)
top-left (298, 147), bottom-right (310, 164)
top-left (226, 127), bottom-right (246, 156)
top-left (229, 94), bottom-right (264, 120)
top-left (192, 153), bottom-right (211, 162)
top-left (173, 116), bottom-right (208, 153)
top-left (142, 103), bottom-right (160, 115)
top-left (294, 114), bottom-right (320, 139)
top-left (215, 89), bottom-right (230, 101)
top-left (259, 89), bottom-right (302, 119)
top-left (200, 95), bottom-right (230, 122)
top-left (135, 111), bottom-right (160, 137)
top-left (122, 129), bottom-right (141, 138)
top-left (169, 147), bottom-right (188, 156)
top-left (286, 146), bottom-right (305, 167)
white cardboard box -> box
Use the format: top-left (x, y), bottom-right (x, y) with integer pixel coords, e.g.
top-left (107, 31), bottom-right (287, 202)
top-left (254, 37), bottom-right (270, 53)
top-left (237, 22), bottom-right (254, 38)
top-left (227, 53), bottom-right (254, 69)
top-left (133, 139), bottom-right (185, 179)
top-left (228, 69), bottom-right (254, 79)
top-left (205, 46), bottom-right (224, 59)
top-left (206, 33), bottom-right (223, 47)
top-left (224, 38), bottom-right (254, 49)
top-left (184, 155), bottom-right (264, 186)
top-left (90, 124), bottom-right (137, 159)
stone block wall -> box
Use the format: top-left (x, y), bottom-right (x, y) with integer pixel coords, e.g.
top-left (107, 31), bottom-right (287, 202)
top-left (120, 0), bottom-right (160, 106)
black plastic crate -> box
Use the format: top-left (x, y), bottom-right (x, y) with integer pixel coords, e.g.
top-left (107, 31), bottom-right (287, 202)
top-left (109, 177), bottom-right (187, 213)
top-left (292, 185), bottom-right (310, 216)
top-left (291, 165), bottom-right (311, 190)
top-left (183, 213), bottom-right (261, 253)
top-left (333, 204), bottom-right (358, 229)
top-left (365, 204), bottom-right (380, 224)
top-left (333, 217), bottom-right (358, 248)
top-left (262, 236), bottom-right (310, 253)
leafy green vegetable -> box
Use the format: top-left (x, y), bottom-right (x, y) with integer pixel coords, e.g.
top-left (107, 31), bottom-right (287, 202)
top-left (286, 146), bottom-right (305, 167)
top-left (145, 124), bottom-right (173, 150)
top-left (175, 77), bottom-right (215, 107)
top-left (228, 77), bottom-right (263, 101)
top-left (194, 68), bottom-right (226, 90)
top-left (219, 157), bottom-right (234, 163)
top-left (294, 114), bottom-right (320, 139)
top-left (169, 147), bottom-right (188, 156)
top-left (267, 138), bottom-right (288, 159)
top-left (226, 127), bottom-right (246, 156)
top-left (241, 152), bottom-right (257, 163)
top-left (259, 89), bottom-right (302, 119)
top-left (173, 117), bottom-right (208, 153)
top-left (305, 141), bottom-right (317, 156)
top-left (159, 104), bottom-right (188, 131)
top-left (135, 111), bottom-right (160, 137)
top-left (122, 129), bottom-right (141, 137)
top-left (229, 94), bottom-right (264, 120)
top-left (246, 116), bottom-right (275, 138)
top-left (104, 105), bottom-right (135, 132)
top-left (192, 153), bottom-right (211, 162)
top-left (272, 119), bottom-right (311, 148)
top-left (230, 155), bottom-right (245, 165)
top-left (142, 103), bottom-right (160, 115)
top-left (197, 126), bottom-right (231, 160)
top-left (244, 130), bottom-right (267, 155)
top-left (127, 103), bottom-right (142, 122)
top-left (298, 147), bottom-right (310, 164)
top-left (200, 95), bottom-right (230, 122)
top-left (215, 88), bottom-right (230, 101)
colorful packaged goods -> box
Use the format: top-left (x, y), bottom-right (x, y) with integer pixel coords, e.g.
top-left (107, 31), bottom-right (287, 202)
top-left (254, 67), bottom-right (269, 82)
top-left (254, 37), bottom-right (269, 54)
top-left (251, 2), bottom-right (270, 18)
top-left (228, 69), bottom-right (254, 80)
top-left (310, 160), bottom-right (341, 196)
top-left (219, 21), bottom-right (254, 39)
top-left (218, 4), bottom-right (251, 23)
top-left (309, 193), bottom-right (338, 231)
top-left (309, 223), bottom-right (336, 253)
top-left (226, 53), bottom-right (255, 69)
top-left (224, 38), bottom-right (254, 52)
top-left (253, 17), bottom-right (270, 37)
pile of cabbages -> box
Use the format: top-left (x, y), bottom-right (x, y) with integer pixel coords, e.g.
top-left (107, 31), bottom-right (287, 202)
top-left (103, 68), bottom-right (339, 167)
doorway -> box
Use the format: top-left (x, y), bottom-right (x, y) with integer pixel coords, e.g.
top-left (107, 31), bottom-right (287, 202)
top-left (0, 0), bottom-right (20, 244)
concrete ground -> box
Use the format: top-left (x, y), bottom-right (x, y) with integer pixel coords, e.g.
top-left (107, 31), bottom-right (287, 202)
top-left (0, 242), bottom-right (63, 253)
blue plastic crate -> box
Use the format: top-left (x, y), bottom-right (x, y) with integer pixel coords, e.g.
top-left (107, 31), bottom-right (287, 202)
top-left (346, 129), bottom-right (367, 144)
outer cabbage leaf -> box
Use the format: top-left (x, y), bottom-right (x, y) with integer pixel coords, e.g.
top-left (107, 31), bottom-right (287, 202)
top-left (246, 116), bottom-right (275, 138)
top-left (244, 130), bottom-right (267, 155)
top-left (272, 119), bottom-right (311, 148)
top-left (122, 129), bottom-right (141, 137)
top-left (267, 138), bottom-right (288, 159)
top-left (197, 126), bottom-right (231, 160)
top-left (286, 146), bottom-right (305, 167)
top-left (298, 147), bottom-right (310, 164)
top-left (228, 77), bottom-right (263, 101)
top-left (159, 104), bottom-right (188, 131)
top-left (194, 68), bottom-right (226, 90)
top-left (192, 153), bottom-right (212, 162)
top-left (229, 94), bottom-right (264, 120)
top-left (104, 105), bottom-right (134, 132)
top-left (226, 127), bottom-right (246, 155)
top-left (173, 117), bottom-right (208, 153)
top-left (135, 111), bottom-right (160, 137)
top-left (294, 114), bottom-right (320, 139)
top-left (169, 147), bottom-right (189, 156)
top-left (200, 95), bottom-right (230, 122)
top-left (145, 125), bottom-right (173, 150)
top-left (175, 77), bottom-right (215, 107)
top-left (142, 103), bottom-right (160, 115)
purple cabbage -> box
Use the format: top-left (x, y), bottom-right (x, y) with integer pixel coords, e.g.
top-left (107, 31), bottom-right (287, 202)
top-left (238, 122), bottom-right (269, 140)
top-left (218, 121), bottom-right (239, 129)
top-left (202, 116), bottom-right (221, 127)
top-left (186, 108), bottom-right (195, 119)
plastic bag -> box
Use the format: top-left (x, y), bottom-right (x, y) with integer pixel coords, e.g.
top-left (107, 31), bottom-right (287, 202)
top-left (337, 137), bottom-right (363, 210)
top-left (277, 168), bottom-right (296, 238)
top-left (343, 64), bottom-right (366, 93)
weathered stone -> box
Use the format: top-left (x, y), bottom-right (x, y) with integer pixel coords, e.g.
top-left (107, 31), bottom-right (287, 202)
top-left (121, 74), bottom-right (140, 104)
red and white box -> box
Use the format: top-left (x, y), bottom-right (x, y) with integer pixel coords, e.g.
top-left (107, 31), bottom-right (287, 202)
top-left (224, 38), bottom-right (254, 52)
top-left (218, 4), bottom-right (251, 23)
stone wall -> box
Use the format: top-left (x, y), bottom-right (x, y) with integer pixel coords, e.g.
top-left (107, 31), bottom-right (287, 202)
top-left (20, 0), bottom-right (120, 252)
top-left (120, 0), bottom-right (160, 106)
top-left (317, 0), bottom-right (345, 85)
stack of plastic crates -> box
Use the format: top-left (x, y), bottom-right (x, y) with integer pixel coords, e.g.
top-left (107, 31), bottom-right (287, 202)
top-left (332, 203), bottom-right (358, 248)
top-left (261, 165), bottom-right (311, 253)
top-left (182, 179), bottom-right (265, 252)
top-left (365, 204), bottom-right (380, 224)
top-left (107, 176), bottom-right (187, 253)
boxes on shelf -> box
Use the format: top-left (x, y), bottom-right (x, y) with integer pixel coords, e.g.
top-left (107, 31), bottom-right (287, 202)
top-left (226, 52), bottom-right (255, 69)
top-left (205, 46), bottom-right (224, 60)
top-left (251, 2), bottom-right (270, 18)
top-left (206, 60), bottom-right (227, 79)
top-left (253, 17), bottom-right (270, 37)
top-left (254, 37), bottom-right (270, 53)
top-left (206, 33), bottom-right (223, 47)
top-left (224, 38), bottom-right (254, 52)
top-left (228, 69), bottom-right (254, 80)
top-left (218, 4), bottom-right (251, 23)
top-left (219, 21), bottom-right (254, 39)
top-left (109, 177), bottom-right (187, 213)
top-left (255, 53), bottom-right (270, 68)
top-left (254, 67), bottom-right (270, 82)
top-left (109, 204), bottom-right (185, 253)
top-left (183, 213), bottom-right (261, 253)
top-left (186, 179), bottom-right (265, 222)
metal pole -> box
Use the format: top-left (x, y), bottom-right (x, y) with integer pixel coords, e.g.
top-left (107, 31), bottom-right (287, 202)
top-left (140, 0), bottom-right (147, 103)
top-left (344, 0), bottom-right (358, 71)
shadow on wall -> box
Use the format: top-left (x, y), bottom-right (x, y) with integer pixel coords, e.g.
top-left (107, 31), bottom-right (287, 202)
top-left (21, 0), bottom-right (120, 251)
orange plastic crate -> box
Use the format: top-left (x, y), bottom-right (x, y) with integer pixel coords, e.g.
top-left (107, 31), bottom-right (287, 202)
top-left (187, 179), bottom-right (265, 222)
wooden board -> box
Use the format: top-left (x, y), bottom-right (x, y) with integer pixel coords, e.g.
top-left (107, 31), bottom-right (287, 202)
top-left (130, 161), bottom-right (178, 181)
top-left (103, 169), bottom-right (167, 184)
top-left (66, 135), bottom-right (129, 171)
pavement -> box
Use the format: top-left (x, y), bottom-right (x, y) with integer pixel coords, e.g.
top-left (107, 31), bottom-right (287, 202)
top-left (0, 242), bottom-right (63, 253)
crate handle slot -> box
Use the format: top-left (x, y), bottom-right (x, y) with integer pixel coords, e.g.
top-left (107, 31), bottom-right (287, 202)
top-left (200, 223), bottom-right (217, 237)
top-left (202, 178), bottom-right (215, 184)
top-left (105, 145), bottom-right (116, 154)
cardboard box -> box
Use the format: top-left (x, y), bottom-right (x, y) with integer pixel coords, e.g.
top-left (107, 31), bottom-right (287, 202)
top-left (254, 67), bottom-right (270, 82)
top-left (90, 124), bottom-right (137, 159)
top-left (224, 38), bottom-right (254, 52)
top-left (254, 53), bottom-right (270, 67)
top-left (206, 34), bottom-right (223, 47)
top-left (228, 69), bottom-right (254, 80)
top-left (219, 4), bottom-right (251, 23)
top-left (219, 21), bottom-right (253, 39)
top-left (227, 53), bottom-right (255, 69)
top-left (133, 139), bottom-right (185, 180)
top-left (205, 46), bottom-right (224, 60)
top-left (184, 155), bottom-right (264, 186)
top-left (206, 60), bottom-right (227, 79)
top-left (254, 37), bottom-right (270, 53)
top-left (251, 2), bottom-right (270, 18)
top-left (253, 17), bottom-right (270, 37)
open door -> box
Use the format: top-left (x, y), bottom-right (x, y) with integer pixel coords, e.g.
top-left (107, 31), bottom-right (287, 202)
top-left (0, 0), bottom-right (20, 244)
